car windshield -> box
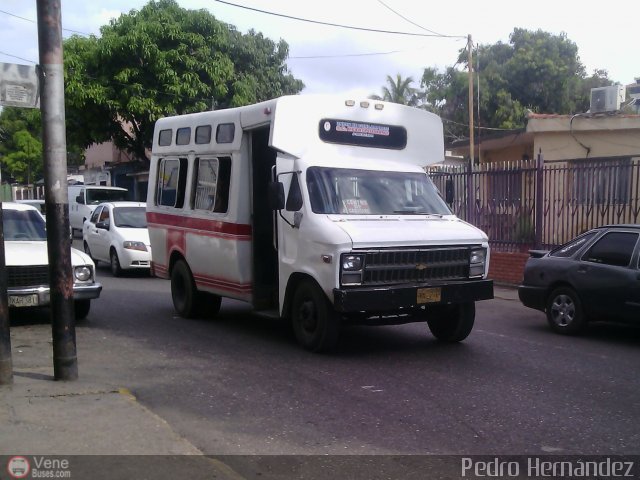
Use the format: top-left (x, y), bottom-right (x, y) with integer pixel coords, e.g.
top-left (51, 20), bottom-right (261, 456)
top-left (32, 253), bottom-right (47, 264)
top-left (86, 189), bottom-right (128, 205)
top-left (113, 207), bottom-right (147, 228)
top-left (3, 209), bottom-right (47, 241)
top-left (306, 167), bottom-right (450, 215)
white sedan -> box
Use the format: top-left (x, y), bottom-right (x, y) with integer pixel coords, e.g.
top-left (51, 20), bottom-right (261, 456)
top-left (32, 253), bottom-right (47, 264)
top-left (82, 201), bottom-right (151, 276)
top-left (3, 202), bottom-right (101, 320)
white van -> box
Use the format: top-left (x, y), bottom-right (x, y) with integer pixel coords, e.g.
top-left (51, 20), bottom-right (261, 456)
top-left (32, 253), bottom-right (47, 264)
top-left (147, 95), bottom-right (493, 351)
top-left (68, 185), bottom-right (128, 235)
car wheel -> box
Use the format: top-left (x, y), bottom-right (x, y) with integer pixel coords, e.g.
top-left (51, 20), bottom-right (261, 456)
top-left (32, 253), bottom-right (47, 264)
top-left (546, 286), bottom-right (586, 335)
top-left (291, 279), bottom-right (340, 352)
top-left (110, 249), bottom-right (122, 277)
top-left (83, 241), bottom-right (97, 265)
top-left (74, 300), bottom-right (91, 320)
top-left (171, 259), bottom-right (200, 318)
top-left (427, 302), bottom-right (475, 342)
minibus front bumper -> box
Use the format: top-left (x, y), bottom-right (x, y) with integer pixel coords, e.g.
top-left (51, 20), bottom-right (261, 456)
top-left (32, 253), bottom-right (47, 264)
top-left (333, 279), bottom-right (494, 313)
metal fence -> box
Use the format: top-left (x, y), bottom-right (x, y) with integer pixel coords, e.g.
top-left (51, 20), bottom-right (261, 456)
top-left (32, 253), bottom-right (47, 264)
top-left (430, 155), bottom-right (640, 252)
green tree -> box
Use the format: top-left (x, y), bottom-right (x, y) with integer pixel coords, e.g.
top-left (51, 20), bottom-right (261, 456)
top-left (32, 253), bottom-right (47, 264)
top-left (370, 74), bottom-right (422, 106)
top-left (420, 28), bottom-right (614, 142)
top-left (64, 0), bottom-right (303, 163)
top-left (0, 107), bottom-right (86, 184)
top-left (0, 107), bottom-right (42, 184)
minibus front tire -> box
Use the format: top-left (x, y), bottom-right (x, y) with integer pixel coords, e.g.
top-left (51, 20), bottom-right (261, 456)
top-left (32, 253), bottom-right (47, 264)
top-left (426, 302), bottom-right (475, 342)
top-left (171, 259), bottom-right (199, 318)
top-left (291, 279), bottom-right (340, 352)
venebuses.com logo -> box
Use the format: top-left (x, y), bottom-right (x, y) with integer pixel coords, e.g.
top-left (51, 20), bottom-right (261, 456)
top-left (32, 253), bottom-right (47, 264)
top-left (6, 456), bottom-right (30, 479)
top-left (6, 456), bottom-right (71, 478)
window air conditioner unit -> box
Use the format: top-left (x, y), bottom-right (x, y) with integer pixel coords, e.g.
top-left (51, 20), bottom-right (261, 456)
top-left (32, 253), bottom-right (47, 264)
top-left (590, 85), bottom-right (625, 113)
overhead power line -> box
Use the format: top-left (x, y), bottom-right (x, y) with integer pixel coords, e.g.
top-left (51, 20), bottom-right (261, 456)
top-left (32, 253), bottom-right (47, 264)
top-left (0, 8), bottom-right (92, 36)
top-left (376, 0), bottom-right (446, 37)
top-left (213, 0), bottom-right (465, 39)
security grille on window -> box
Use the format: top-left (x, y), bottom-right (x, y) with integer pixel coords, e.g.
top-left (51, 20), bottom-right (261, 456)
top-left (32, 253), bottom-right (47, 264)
top-left (193, 157), bottom-right (232, 213)
top-left (157, 158), bottom-right (188, 207)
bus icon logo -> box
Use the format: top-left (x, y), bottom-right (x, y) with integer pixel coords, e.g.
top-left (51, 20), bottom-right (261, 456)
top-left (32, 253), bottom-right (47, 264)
top-left (7, 456), bottom-right (30, 479)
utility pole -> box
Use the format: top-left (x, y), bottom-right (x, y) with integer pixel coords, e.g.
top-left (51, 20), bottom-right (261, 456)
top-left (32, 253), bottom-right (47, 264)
top-left (466, 34), bottom-right (475, 223)
top-left (467, 34), bottom-right (475, 164)
top-left (0, 205), bottom-right (11, 385)
top-left (37, 0), bottom-right (78, 380)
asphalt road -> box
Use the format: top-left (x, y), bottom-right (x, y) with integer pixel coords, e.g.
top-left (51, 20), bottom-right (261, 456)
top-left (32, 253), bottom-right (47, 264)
top-left (71, 260), bottom-right (640, 460)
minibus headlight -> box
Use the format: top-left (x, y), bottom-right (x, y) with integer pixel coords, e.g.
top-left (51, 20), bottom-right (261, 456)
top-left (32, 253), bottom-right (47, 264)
top-left (469, 248), bottom-right (486, 277)
top-left (340, 254), bottom-right (364, 286)
top-left (342, 255), bottom-right (363, 271)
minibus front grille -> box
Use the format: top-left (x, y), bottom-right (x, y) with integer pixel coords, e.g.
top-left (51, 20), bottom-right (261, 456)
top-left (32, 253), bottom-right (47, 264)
top-left (361, 247), bottom-right (470, 285)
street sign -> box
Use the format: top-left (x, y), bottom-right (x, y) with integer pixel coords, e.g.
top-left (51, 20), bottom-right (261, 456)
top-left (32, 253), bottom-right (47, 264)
top-left (0, 62), bottom-right (40, 109)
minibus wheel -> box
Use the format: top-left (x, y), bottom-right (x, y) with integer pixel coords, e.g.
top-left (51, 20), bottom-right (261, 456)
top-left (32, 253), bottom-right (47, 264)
top-left (426, 302), bottom-right (475, 342)
top-left (291, 279), bottom-right (340, 352)
top-left (171, 259), bottom-right (199, 318)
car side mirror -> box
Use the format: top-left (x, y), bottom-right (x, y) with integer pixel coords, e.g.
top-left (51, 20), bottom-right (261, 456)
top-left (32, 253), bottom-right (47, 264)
top-left (268, 182), bottom-right (285, 211)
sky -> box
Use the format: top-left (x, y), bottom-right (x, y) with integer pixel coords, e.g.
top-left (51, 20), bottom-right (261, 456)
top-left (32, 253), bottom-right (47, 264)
top-left (0, 0), bottom-right (637, 101)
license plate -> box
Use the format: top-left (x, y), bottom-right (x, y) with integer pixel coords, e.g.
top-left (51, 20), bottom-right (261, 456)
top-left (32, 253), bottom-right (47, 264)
top-left (9, 294), bottom-right (39, 308)
top-left (417, 287), bottom-right (441, 304)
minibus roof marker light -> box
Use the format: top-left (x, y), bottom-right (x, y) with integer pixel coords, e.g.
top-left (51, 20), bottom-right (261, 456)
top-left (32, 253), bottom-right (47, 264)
top-left (375, 103), bottom-right (384, 110)
top-left (345, 100), bottom-right (355, 107)
top-left (360, 101), bottom-right (369, 108)
top-left (264, 107), bottom-right (272, 115)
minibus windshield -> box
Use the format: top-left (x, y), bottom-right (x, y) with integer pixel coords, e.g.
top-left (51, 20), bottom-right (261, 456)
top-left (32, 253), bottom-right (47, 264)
top-left (306, 167), bottom-right (450, 216)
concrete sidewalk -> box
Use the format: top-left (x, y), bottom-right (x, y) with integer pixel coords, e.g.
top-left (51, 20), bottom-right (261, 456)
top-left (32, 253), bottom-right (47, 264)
top-left (0, 324), bottom-right (242, 479)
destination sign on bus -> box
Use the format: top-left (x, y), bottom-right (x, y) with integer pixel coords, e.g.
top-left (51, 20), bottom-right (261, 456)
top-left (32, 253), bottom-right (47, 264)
top-left (319, 119), bottom-right (407, 149)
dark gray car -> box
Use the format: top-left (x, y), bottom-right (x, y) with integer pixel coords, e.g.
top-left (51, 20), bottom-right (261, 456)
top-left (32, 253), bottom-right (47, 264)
top-left (518, 224), bottom-right (640, 334)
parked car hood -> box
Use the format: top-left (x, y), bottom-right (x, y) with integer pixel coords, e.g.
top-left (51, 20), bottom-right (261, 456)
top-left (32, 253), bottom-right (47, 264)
top-left (332, 216), bottom-right (488, 248)
top-left (4, 241), bottom-right (93, 267)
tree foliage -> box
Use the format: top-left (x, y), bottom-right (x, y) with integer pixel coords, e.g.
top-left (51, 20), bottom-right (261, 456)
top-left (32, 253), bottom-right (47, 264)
top-left (64, 0), bottom-right (303, 163)
top-left (418, 28), bottom-right (613, 142)
top-left (0, 107), bottom-right (43, 184)
top-left (370, 74), bottom-right (422, 106)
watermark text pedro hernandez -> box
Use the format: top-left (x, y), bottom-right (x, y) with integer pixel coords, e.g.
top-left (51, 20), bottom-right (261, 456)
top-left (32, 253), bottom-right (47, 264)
top-left (461, 457), bottom-right (636, 478)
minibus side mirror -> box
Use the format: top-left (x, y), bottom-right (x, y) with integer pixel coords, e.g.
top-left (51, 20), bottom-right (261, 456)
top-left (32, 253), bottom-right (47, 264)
top-left (268, 182), bottom-right (285, 211)
top-left (445, 177), bottom-right (454, 205)
top-left (76, 195), bottom-right (85, 205)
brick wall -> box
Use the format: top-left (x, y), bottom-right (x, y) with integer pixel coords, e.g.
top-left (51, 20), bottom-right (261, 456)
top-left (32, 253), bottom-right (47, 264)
top-left (488, 251), bottom-right (530, 285)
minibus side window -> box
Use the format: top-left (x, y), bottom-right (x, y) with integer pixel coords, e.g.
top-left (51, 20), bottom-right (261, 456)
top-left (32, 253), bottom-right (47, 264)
top-left (157, 158), bottom-right (188, 208)
top-left (216, 123), bottom-right (235, 144)
top-left (158, 129), bottom-right (172, 146)
top-left (195, 125), bottom-right (212, 144)
top-left (176, 127), bottom-right (191, 145)
top-left (285, 173), bottom-right (303, 211)
top-left (193, 157), bottom-right (232, 213)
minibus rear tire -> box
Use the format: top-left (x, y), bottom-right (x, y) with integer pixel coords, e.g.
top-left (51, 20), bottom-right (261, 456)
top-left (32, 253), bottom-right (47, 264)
top-left (171, 259), bottom-right (199, 318)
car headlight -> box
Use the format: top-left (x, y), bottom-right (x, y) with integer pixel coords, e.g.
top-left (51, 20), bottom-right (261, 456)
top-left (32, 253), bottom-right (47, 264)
top-left (123, 241), bottom-right (148, 252)
top-left (74, 265), bottom-right (93, 282)
top-left (469, 248), bottom-right (486, 278)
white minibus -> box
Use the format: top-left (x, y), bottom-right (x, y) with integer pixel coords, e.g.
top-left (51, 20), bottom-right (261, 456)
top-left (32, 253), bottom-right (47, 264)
top-left (147, 95), bottom-right (493, 351)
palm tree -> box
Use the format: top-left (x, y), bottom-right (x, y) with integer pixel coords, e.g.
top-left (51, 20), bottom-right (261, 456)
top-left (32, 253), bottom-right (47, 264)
top-left (370, 74), bottom-right (422, 106)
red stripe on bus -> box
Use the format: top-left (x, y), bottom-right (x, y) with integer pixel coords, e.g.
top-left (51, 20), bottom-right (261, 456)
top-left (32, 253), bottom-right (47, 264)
top-left (146, 211), bottom-right (252, 238)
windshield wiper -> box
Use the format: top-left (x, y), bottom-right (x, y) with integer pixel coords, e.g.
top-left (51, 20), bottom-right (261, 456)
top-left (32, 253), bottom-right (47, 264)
top-left (393, 210), bottom-right (444, 217)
